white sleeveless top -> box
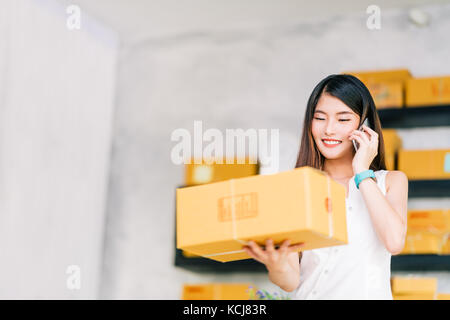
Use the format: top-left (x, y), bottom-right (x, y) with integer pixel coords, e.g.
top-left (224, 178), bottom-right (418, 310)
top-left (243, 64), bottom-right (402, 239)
top-left (293, 170), bottom-right (393, 300)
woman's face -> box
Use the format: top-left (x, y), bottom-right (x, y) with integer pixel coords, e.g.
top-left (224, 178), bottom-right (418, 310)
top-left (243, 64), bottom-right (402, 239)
top-left (311, 93), bottom-right (361, 160)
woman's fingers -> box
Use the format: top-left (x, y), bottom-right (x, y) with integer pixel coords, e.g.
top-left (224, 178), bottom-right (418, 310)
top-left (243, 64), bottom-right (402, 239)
top-left (362, 125), bottom-right (378, 138)
top-left (349, 133), bottom-right (364, 146)
top-left (243, 246), bottom-right (264, 264)
top-left (246, 241), bottom-right (266, 261)
top-left (265, 239), bottom-right (275, 253)
top-left (352, 130), bottom-right (370, 144)
top-left (279, 239), bottom-right (291, 252)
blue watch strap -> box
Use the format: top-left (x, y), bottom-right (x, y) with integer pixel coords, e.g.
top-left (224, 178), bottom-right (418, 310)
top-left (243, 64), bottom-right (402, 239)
top-left (354, 170), bottom-right (375, 189)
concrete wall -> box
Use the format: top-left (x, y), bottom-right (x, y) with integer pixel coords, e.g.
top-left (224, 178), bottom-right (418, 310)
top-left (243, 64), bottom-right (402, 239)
top-left (99, 3), bottom-right (450, 299)
top-left (0, 0), bottom-right (118, 298)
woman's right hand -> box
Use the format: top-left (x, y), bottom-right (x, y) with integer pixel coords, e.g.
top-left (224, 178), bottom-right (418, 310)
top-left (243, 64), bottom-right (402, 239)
top-left (243, 239), bottom-right (305, 273)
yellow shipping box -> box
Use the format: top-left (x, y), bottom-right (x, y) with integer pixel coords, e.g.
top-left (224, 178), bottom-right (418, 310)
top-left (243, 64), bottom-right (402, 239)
top-left (185, 158), bottom-right (258, 186)
top-left (393, 294), bottom-right (435, 300)
top-left (398, 149), bottom-right (450, 180)
top-left (346, 69), bottom-right (411, 84)
top-left (366, 81), bottom-right (404, 109)
top-left (382, 129), bottom-right (402, 155)
top-left (401, 231), bottom-right (443, 254)
top-left (345, 69), bottom-right (411, 109)
top-left (382, 129), bottom-right (402, 170)
top-left (182, 283), bottom-right (251, 300)
top-left (437, 293), bottom-right (450, 300)
top-left (441, 235), bottom-right (450, 254)
top-left (391, 277), bottom-right (437, 295)
top-left (177, 167), bottom-right (348, 262)
top-left (407, 209), bottom-right (450, 233)
top-left (406, 76), bottom-right (450, 107)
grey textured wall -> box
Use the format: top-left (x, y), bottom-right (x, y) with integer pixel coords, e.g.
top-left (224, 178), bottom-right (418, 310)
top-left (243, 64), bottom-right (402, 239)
top-left (99, 3), bottom-right (450, 299)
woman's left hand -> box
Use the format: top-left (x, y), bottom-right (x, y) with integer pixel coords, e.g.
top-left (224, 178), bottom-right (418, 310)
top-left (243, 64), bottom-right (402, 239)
top-left (349, 125), bottom-right (379, 174)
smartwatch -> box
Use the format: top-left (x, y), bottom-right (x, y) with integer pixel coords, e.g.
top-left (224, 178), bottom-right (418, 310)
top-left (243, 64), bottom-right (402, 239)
top-left (354, 170), bottom-right (375, 189)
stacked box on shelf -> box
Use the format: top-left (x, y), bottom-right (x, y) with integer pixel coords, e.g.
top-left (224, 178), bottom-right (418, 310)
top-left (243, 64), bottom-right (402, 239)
top-left (177, 167), bottom-right (348, 262)
top-left (398, 149), bottom-right (450, 180)
top-left (401, 209), bottom-right (450, 255)
top-left (437, 293), bottom-right (450, 300)
top-left (344, 69), bottom-right (411, 109)
top-left (406, 76), bottom-right (450, 107)
top-left (382, 129), bottom-right (402, 170)
top-left (182, 283), bottom-right (252, 300)
top-left (391, 276), bottom-right (437, 300)
top-left (185, 158), bottom-right (259, 186)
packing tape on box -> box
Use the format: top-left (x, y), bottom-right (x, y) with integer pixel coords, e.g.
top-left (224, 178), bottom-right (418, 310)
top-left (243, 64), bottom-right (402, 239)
top-left (204, 174), bottom-right (335, 258)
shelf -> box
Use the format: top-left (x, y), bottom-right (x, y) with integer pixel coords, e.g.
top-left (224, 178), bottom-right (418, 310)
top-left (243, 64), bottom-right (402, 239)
top-left (408, 179), bottom-right (450, 198)
top-left (391, 254), bottom-right (450, 271)
top-left (175, 250), bottom-right (450, 273)
top-left (378, 105), bottom-right (450, 128)
top-left (174, 248), bottom-right (267, 273)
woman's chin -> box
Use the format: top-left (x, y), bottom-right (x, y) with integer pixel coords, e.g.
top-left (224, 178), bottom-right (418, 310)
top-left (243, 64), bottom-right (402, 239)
top-left (318, 146), bottom-right (351, 160)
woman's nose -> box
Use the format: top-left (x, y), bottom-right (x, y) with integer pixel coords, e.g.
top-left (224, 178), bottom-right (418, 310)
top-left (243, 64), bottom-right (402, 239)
top-left (325, 120), bottom-right (336, 135)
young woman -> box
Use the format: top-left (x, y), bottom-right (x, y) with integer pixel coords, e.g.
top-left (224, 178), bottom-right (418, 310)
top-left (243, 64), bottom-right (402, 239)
top-left (243, 74), bottom-right (408, 300)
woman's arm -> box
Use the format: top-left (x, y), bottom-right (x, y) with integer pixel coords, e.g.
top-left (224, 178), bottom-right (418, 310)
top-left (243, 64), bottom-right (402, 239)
top-left (358, 170), bottom-right (408, 255)
top-left (350, 125), bottom-right (408, 255)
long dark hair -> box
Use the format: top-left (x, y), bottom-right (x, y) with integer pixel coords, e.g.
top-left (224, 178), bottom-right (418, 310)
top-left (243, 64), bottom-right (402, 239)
top-left (295, 74), bottom-right (386, 171)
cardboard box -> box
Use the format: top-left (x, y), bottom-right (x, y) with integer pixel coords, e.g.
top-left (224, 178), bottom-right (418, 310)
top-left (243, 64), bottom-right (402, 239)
top-left (366, 81), bottom-right (404, 109)
top-left (398, 149), bottom-right (450, 180)
top-left (345, 69), bottom-right (411, 109)
top-left (177, 167), bottom-right (348, 262)
top-left (182, 283), bottom-right (252, 300)
top-left (382, 129), bottom-right (402, 155)
top-left (401, 231), bottom-right (442, 254)
top-left (441, 235), bottom-right (450, 254)
top-left (185, 158), bottom-right (258, 186)
top-left (407, 209), bottom-right (450, 233)
top-left (382, 129), bottom-right (402, 170)
top-left (437, 293), bottom-right (450, 300)
top-left (346, 69), bottom-right (412, 84)
top-left (391, 277), bottom-right (438, 296)
top-left (406, 76), bottom-right (450, 107)
top-left (393, 294), bottom-right (435, 300)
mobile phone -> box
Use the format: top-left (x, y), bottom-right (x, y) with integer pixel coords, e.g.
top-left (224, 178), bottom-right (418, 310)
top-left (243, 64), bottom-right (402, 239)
top-left (352, 118), bottom-right (370, 151)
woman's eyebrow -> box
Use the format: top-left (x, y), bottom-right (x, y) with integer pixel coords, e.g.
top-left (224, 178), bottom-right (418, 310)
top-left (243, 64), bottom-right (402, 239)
top-left (314, 110), bottom-right (354, 115)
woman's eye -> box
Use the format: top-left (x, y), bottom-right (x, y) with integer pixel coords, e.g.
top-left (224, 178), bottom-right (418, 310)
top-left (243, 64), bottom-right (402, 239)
top-left (314, 117), bottom-right (325, 120)
top-left (338, 119), bottom-right (351, 122)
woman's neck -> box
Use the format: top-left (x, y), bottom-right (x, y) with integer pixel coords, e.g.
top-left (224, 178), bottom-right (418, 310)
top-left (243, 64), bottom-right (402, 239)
top-left (322, 153), bottom-right (354, 180)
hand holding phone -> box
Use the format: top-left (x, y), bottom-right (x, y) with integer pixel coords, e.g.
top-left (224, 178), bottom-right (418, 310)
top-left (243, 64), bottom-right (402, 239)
top-left (352, 118), bottom-right (370, 151)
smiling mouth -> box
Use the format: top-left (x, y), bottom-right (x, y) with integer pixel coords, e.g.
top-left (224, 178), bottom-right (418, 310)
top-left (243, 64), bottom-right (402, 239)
top-left (322, 139), bottom-right (342, 147)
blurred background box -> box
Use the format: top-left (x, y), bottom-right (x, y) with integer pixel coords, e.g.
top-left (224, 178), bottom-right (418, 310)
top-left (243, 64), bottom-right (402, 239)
top-left (407, 209), bottom-right (450, 233)
top-left (391, 276), bottom-right (437, 296)
top-left (177, 167), bottom-right (347, 262)
top-left (382, 129), bottom-right (402, 170)
top-left (393, 293), bottom-right (435, 300)
top-left (185, 158), bottom-right (259, 186)
top-left (406, 76), bottom-right (450, 107)
top-left (347, 69), bottom-right (412, 84)
top-left (437, 293), bottom-right (450, 300)
top-left (366, 81), bottom-right (403, 109)
top-left (398, 149), bottom-right (450, 179)
top-left (402, 231), bottom-right (443, 254)
top-left (182, 283), bottom-right (252, 300)
top-left (346, 69), bottom-right (411, 109)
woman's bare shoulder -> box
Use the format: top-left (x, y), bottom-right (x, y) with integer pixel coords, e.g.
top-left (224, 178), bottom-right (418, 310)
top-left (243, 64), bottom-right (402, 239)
top-left (385, 170), bottom-right (408, 193)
